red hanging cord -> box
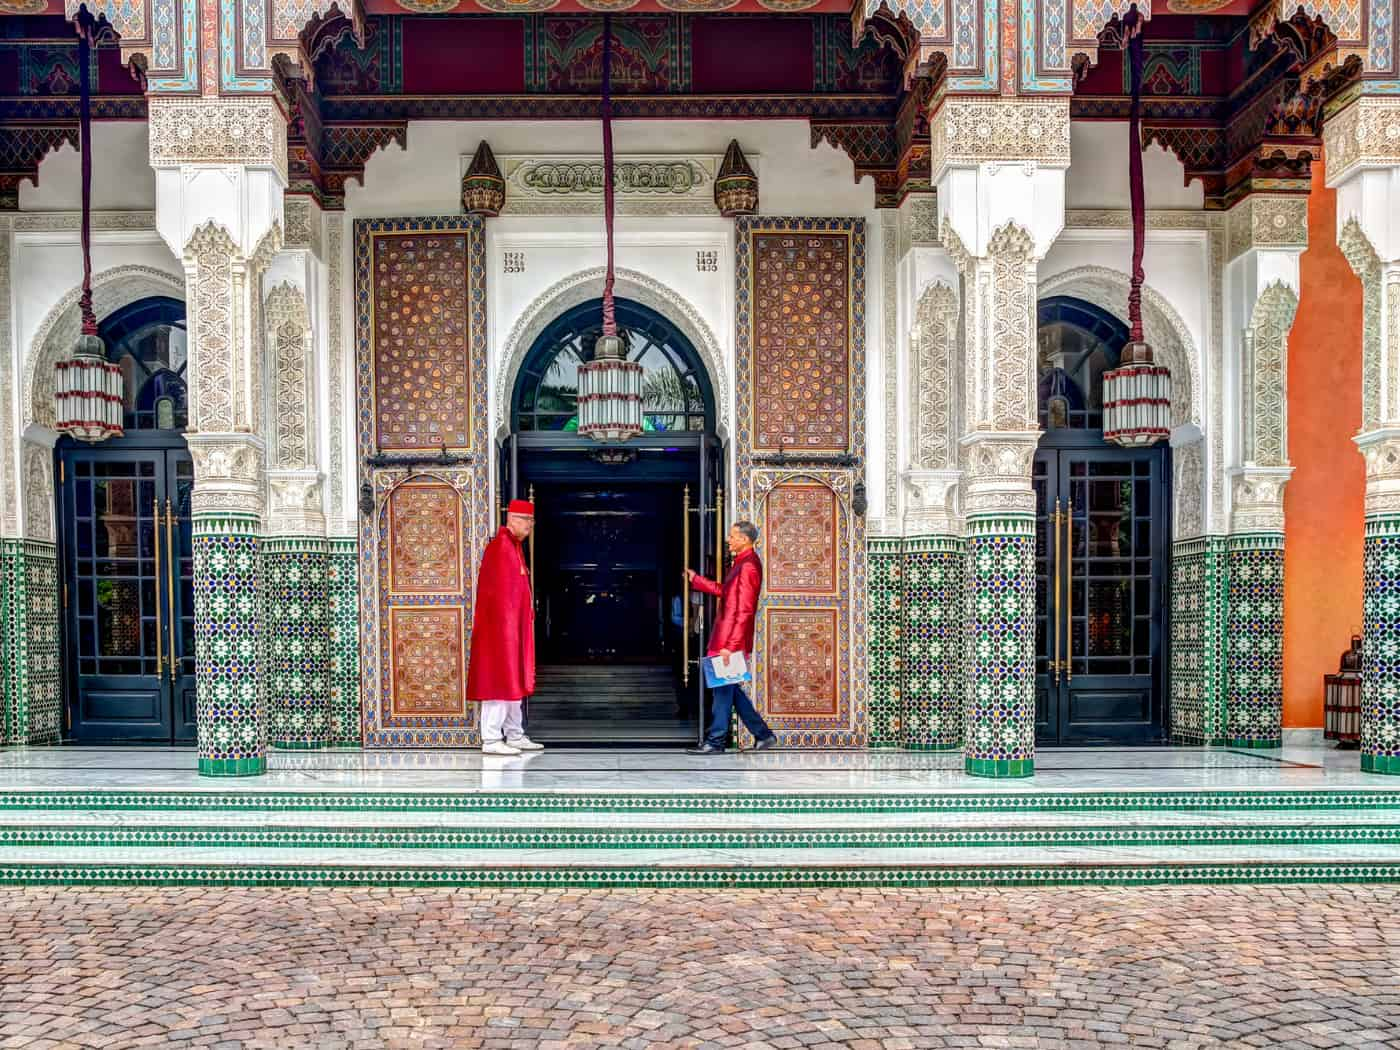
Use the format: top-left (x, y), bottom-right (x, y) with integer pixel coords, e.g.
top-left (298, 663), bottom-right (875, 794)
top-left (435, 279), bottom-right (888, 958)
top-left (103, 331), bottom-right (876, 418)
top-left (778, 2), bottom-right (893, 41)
top-left (600, 15), bottom-right (617, 339)
top-left (1124, 4), bottom-right (1146, 347)
top-left (77, 8), bottom-right (97, 338)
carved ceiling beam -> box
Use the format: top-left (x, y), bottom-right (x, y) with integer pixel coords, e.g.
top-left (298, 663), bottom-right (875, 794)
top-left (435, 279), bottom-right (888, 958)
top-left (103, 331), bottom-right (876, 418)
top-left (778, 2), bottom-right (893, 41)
top-left (284, 69), bottom-right (406, 209)
top-left (0, 125), bottom-right (78, 211)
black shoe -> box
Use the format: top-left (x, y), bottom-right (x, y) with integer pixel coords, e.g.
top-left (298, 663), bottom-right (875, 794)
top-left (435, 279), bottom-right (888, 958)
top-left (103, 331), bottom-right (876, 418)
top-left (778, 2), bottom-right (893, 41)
top-left (686, 742), bottom-right (726, 755)
top-left (745, 735), bottom-right (778, 753)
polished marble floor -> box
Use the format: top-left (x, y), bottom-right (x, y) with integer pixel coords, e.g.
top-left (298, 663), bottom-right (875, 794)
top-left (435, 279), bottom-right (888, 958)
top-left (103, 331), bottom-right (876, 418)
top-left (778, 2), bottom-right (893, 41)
top-left (0, 742), bottom-right (1390, 795)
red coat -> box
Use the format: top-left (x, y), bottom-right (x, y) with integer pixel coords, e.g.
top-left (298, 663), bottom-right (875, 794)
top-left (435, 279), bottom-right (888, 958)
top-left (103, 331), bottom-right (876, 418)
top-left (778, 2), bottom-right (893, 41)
top-left (690, 548), bottom-right (762, 656)
top-left (465, 527), bottom-right (536, 702)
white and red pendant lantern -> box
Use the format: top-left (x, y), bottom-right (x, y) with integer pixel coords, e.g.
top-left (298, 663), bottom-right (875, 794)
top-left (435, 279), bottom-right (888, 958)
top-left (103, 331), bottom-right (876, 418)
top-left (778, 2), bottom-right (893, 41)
top-left (577, 15), bottom-right (643, 444)
top-left (55, 333), bottom-right (123, 442)
top-left (54, 8), bottom-right (122, 444)
top-left (578, 333), bottom-right (643, 442)
top-left (1104, 3), bottom-right (1170, 450)
top-left (1103, 342), bottom-right (1170, 447)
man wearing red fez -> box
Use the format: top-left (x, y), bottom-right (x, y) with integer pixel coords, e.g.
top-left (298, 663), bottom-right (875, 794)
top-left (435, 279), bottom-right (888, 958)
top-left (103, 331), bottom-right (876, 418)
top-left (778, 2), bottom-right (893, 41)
top-left (466, 499), bottom-right (542, 755)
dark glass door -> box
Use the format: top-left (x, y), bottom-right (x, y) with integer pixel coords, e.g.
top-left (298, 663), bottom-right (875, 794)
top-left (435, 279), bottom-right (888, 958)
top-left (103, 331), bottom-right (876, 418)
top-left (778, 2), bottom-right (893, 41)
top-left (60, 446), bottom-right (195, 743)
top-left (1035, 447), bottom-right (1168, 745)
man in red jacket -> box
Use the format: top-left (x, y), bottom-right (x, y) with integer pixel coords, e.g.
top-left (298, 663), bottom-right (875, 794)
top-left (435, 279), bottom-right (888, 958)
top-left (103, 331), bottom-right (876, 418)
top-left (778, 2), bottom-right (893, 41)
top-left (466, 499), bottom-right (542, 756)
top-left (684, 520), bottom-right (777, 755)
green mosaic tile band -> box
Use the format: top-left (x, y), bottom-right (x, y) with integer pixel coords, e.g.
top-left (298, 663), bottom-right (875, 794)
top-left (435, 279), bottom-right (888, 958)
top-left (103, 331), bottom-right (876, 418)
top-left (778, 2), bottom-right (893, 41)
top-left (1363, 516), bottom-right (1400, 775)
top-left (1, 539), bottom-right (60, 747)
top-left (963, 516), bottom-right (1036, 779)
top-left (327, 539), bottom-right (361, 748)
top-left (4, 786), bottom-right (1399, 812)
top-left (4, 861), bottom-right (1400, 889)
top-left (1225, 534), bottom-right (1284, 749)
top-left (865, 538), bottom-right (903, 749)
top-left (1170, 537), bottom-right (1228, 746)
top-left (4, 823), bottom-right (1398, 851)
top-left (262, 538), bottom-right (333, 751)
top-left (193, 516), bottom-right (265, 778)
top-left (904, 536), bottom-right (963, 751)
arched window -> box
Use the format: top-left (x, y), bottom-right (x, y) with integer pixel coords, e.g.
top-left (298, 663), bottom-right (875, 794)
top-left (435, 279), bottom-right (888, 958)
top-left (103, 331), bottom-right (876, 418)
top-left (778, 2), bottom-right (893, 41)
top-left (513, 298), bottom-right (714, 434)
top-left (1036, 296), bottom-right (1129, 431)
top-left (98, 297), bottom-right (188, 432)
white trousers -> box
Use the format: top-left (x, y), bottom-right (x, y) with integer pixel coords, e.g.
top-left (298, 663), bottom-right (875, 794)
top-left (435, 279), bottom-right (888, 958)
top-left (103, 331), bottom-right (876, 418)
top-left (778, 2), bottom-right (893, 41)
top-left (479, 700), bottom-right (524, 745)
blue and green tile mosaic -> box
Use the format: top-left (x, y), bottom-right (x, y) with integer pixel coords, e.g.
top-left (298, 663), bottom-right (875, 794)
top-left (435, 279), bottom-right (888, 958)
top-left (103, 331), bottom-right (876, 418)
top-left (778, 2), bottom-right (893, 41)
top-left (904, 535), bottom-right (963, 751)
top-left (262, 538), bottom-right (333, 750)
top-left (866, 537), bottom-right (903, 749)
top-left (0, 539), bottom-right (60, 747)
top-left (963, 516), bottom-right (1036, 778)
top-left (1363, 515), bottom-right (1400, 775)
top-left (1170, 537), bottom-right (1228, 746)
top-left (193, 515), bottom-right (265, 777)
top-left (1225, 534), bottom-right (1284, 750)
top-left (327, 538), bottom-right (361, 748)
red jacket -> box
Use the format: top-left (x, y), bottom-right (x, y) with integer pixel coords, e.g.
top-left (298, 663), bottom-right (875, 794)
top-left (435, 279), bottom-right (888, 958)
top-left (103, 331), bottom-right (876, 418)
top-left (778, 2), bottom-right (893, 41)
top-left (465, 527), bottom-right (536, 701)
top-left (691, 547), bottom-right (762, 656)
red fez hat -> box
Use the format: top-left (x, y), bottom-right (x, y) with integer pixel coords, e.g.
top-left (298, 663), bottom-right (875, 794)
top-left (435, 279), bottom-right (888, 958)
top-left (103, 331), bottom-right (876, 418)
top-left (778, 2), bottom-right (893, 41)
top-left (507, 499), bottom-right (535, 517)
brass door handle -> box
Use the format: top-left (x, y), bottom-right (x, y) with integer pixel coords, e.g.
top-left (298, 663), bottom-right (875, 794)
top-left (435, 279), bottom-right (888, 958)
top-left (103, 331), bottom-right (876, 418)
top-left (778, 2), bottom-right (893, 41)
top-left (165, 498), bottom-right (177, 682)
top-left (153, 495), bottom-right (165, 677)
top-left (1064, 496), bottom-right (1073, 684)
top-left (682, 483), bottom-right (690, 687)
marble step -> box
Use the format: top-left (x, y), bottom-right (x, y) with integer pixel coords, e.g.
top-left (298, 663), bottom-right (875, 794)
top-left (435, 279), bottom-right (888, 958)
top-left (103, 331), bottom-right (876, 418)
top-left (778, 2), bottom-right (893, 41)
top-left (6, 803), bottom-right (1400, 830)
top-left (4, 842), bottom-right (1400, 888)
top-left (3, 819), bottom-right (1400, 850)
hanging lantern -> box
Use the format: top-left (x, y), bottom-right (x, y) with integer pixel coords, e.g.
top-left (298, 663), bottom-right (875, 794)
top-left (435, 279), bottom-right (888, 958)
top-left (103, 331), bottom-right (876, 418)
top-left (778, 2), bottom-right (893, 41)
top-left (1104, 3), bottom-right (1170, 450)
top-left (55, 334), bottom-right (123, 442)
top-left (54, 6), bottom-right (122, 444)
top-left (1102, 342), bottom-right (1170, 447)
top-left (578, 332), bottom-right (643, 442)
top-left (575, 15), bottom-right (643, 444)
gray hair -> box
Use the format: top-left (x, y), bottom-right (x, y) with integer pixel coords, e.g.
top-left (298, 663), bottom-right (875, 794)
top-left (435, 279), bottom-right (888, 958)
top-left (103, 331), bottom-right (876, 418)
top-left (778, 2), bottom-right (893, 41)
top-left (732, 520), bottom-right (758, 543)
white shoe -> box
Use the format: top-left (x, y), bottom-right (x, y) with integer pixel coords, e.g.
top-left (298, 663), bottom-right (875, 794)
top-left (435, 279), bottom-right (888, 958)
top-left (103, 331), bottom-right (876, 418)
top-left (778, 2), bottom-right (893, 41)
top-left (482, 740), bottom-right (521, 756)
top-left (508, 736), bottom-right (544, 751)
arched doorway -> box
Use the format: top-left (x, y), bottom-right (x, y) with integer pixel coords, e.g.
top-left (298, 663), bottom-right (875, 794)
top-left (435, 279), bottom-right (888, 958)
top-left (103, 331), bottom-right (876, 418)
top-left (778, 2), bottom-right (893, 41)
top-left (504, 297), bottom-right (721, 745)
top-left (1034, 296), bottom-right (1171, 745)
top-left (56, 296), bottom-right (196, 744)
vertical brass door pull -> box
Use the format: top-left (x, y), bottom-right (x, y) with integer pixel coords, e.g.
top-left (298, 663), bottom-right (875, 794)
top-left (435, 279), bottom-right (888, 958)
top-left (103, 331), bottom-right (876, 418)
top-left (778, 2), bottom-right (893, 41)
top-left (1051, 498), bottom-right (1062, 683)
top-left (682, 483), bottom-right (691, 687)
top-left (153, 495), bottom-right (165, 677)
top-left (1064, 495), bottom-right (1074, 684)
top-left (165, 498), bottom-right (177, 682)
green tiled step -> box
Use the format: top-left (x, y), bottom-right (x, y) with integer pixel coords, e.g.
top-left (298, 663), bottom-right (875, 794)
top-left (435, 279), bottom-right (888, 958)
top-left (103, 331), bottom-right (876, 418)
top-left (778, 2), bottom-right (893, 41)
top-left (5, 787), bottom-right (1400, 813)
top-left (4, 844), bottom-right (1400, 888)
top-left (5, 821), bottom-right (1400, 850)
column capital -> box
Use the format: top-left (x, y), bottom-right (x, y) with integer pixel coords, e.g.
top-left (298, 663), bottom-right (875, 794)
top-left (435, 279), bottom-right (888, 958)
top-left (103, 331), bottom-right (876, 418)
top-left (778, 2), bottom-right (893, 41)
top-left (1228, 466), bottom-right (1293, 534)
top-left (1326, 98), bottom-right (1400, 264)
top-left (1356, 428), bottom-right (1400, 518)
top-left (931, 97), bottom-right (1069, 260)
top-left (188, 433), bottom-right (266, 521)
top-left (266, 470), bottom-right (327, 538)
top-left (959, 433), bottom-right (1040, 519)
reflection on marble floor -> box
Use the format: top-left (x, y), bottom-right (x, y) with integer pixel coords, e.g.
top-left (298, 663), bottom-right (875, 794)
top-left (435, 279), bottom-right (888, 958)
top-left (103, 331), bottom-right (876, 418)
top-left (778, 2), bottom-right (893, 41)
top-left (0, 744), bottom-right (1390, 795)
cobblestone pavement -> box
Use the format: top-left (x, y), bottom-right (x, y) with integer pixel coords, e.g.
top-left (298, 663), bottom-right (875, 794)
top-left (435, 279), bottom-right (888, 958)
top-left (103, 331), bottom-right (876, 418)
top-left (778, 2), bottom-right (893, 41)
top-left (2, 886), bottom-right (1400, 1049)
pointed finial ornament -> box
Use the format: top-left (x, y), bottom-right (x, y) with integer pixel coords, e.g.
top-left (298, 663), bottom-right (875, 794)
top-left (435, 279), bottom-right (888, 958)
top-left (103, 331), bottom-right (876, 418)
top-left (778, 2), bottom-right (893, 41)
top-left (461, 141), bottom-right (506, 217)
top-left (715, 140), bottom-right (758, 217)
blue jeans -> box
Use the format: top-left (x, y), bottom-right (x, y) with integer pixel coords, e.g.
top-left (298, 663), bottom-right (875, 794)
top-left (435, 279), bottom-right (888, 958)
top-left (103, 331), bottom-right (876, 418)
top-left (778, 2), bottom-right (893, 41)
top-left (704, 682), bottom-right (774, 748)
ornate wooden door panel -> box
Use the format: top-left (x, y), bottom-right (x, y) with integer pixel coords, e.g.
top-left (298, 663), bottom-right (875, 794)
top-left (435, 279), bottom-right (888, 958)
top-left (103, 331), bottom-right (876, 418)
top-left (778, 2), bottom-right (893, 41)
top-left (355, 217), bottom-right (488, 747)
top-left (735, 218), bottom-right (867, 748)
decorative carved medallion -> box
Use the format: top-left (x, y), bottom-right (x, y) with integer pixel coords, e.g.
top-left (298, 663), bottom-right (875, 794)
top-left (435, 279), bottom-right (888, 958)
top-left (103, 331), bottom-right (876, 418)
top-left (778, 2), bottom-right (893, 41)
top-left (765, 608), bottom-right (839, 717)
top-left (765, 483), bottom-right (837, 594)
top-left (388, 608), bottom-right (466, 716)
top-left (388, 483), bottom-right (464, 595)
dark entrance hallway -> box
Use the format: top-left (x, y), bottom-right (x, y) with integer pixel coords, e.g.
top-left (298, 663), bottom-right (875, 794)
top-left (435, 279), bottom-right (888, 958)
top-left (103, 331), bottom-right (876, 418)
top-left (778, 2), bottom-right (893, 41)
top-left (506, 296), bottom-right (721, 745)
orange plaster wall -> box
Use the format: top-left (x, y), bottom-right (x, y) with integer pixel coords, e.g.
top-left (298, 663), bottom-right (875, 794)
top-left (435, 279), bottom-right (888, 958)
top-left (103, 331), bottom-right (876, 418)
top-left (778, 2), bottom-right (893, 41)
top-left (1282, 155), bottom-right (1365, 727)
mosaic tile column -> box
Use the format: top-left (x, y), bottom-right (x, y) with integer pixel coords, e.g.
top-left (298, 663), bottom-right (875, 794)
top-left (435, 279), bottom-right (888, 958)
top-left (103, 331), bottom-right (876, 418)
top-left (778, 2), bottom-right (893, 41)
top-left (866, 538), bottom-right (904, 749)
top-left (193, 515), bottom-right (265, 776)
top-left (1224, 534), bottom-right (1284, 749)
top-left (1362, 516), bottom-right (1400, 774)
top-left (1169, 537), bottom-right (1229, 746)
top-left (962, 517), bottom-right (1037, 777)
top-left (903, 536), bottom-right (963, 751)
top-left (0, 538), bottom-right (61, 746)
top-left (263, 537), bottom-right (332, 750)
top-left (327, 538), bottom-right (361, 747)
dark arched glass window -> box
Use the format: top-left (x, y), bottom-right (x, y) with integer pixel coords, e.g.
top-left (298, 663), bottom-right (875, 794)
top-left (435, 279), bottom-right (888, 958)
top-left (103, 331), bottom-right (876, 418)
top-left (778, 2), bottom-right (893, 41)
top-left (98, 297), bottom-right (188, 432)
top-left (513, 298), bottom-right (714, 433)
top-left (1036, 296), bottom-right (1129, 431)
